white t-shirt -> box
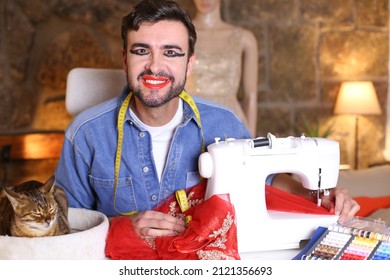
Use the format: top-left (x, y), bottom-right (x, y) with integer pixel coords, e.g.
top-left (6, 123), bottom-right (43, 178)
top-left (129, 99), bottom-right (183, 182)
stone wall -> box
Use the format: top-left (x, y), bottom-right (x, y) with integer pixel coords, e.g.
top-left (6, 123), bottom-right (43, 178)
top-left (0, 0), bottom-right (389, 169)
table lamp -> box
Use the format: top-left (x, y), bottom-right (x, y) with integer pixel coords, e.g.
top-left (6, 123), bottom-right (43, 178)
top-left (334, 81), bottom-right (381, 169)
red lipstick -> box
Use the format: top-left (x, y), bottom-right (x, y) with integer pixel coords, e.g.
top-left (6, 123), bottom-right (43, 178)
top-left (141, 75), bottom-right (171, 89)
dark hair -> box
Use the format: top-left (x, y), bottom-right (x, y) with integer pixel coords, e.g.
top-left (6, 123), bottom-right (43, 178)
top-left (121, 0), bottom-right (197, 57)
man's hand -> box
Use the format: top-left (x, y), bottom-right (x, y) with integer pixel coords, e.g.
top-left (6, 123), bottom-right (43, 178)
top-left (272, 173), bottom-right (360, 223)
top-left (321, 187), bottom-right (360, 224)
top-left (130, 210), bottom-right (186, 239)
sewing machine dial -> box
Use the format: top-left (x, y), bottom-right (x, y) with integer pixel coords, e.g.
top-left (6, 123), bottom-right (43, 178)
top-left (199, 152), bottom-right (213, 178)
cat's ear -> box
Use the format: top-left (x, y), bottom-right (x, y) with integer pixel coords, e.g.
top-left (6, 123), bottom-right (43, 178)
top-left (41, 175), bottom-right (56, 194)
top-left (4, 187), bottom-right (23, 208)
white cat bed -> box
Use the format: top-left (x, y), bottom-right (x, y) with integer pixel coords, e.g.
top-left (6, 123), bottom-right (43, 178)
top-left (0, 208), bottom-right (109, 260)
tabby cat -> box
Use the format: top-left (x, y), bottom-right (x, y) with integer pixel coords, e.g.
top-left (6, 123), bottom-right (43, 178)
top-left (0, 175), bottom-right (70, 237)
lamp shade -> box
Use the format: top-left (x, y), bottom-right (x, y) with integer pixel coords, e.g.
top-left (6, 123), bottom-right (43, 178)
top-left (334, 81), bottom-right (381, 115)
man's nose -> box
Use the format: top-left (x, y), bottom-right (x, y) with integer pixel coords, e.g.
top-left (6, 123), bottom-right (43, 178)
top-left (145, 53), bottom-right (163, 73)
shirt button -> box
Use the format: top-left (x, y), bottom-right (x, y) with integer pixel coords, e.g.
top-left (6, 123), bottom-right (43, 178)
top-left (142, 166), bottom-right (149, 173)
top-left (139, 132), bottom-right (145, 137)
top-left (151, 195), bottom-right (157, 201)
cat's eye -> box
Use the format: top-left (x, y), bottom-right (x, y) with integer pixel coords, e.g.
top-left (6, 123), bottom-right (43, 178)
top-left (29, 211), bottom-right (42, 217)
top-left (17, 213), bottom-right (32, 219)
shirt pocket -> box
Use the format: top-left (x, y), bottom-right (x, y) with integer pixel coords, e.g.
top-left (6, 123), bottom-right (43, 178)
top-left (89, 175), bottom-right (137, 215)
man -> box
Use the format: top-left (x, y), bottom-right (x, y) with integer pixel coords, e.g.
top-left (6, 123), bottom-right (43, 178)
top-left (55, 0), bottom-right (359, 239)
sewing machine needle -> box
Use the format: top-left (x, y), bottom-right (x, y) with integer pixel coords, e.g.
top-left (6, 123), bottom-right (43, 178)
top-left (317, 190), bottom-right (322, 206)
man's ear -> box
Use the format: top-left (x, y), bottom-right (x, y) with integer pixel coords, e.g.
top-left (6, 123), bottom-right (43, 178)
top-left (186, 53), bottom-right (196, 78)
top-left (121, 48), bottom-right (128, 72)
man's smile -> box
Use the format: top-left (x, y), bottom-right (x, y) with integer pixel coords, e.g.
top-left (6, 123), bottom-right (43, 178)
top-left (142, 75), bottom-right (171, 89)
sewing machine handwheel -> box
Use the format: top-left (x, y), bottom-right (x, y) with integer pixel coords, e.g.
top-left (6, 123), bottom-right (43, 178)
top-left (198, 152), bottom-right (213, 178)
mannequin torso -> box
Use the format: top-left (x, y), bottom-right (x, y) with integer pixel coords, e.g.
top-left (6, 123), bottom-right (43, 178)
top-left (186, 26), bottom-right (245, 121)
top-left (186, 0), bottom-right (258, 136)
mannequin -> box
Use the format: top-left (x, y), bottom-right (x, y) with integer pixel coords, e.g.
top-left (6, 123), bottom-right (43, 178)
top-left (186, 0), bottom-right (258, 136)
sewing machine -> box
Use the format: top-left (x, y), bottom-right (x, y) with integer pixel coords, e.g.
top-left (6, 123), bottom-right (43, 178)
top-left (198, 133), bottom-right (340, 253)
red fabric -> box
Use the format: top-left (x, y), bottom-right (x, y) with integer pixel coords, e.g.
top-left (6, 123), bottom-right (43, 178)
top-left (265, 185), bottom-right (333, 215)
top-left (105, 181), bottom-right (332, 260)
top-left (155, 194), bottom-right (238, 260)
top-left (105, 180), bottom-right (239, 260)
top-left (353, 196), bottom-right (390, 217)
top-left (105, 217), bottom-right (158, 260)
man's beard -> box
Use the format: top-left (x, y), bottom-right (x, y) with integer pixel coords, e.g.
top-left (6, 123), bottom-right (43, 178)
top-left (127, 71), bottom-right (186, 108)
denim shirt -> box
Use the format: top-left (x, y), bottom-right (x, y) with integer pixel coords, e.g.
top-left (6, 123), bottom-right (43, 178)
top-left (55, 88), bottom-right (260, 217)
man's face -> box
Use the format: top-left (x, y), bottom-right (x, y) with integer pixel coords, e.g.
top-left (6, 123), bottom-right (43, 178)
top-left (122, 20), bottom-right (195, 107)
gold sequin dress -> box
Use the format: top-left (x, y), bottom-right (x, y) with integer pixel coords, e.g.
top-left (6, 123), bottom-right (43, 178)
top-left (186, 27), bottom-right (248, 127)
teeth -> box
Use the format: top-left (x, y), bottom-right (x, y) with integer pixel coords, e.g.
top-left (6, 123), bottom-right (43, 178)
top-left (146, 79), bottom-right (165, 85)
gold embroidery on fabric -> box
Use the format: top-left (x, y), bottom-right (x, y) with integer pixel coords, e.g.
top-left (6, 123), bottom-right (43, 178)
top-left (187, 191), bottom-right (203, 208)
top-left (195, 212), bottom-right (235, 260)
top-left (168, 201), bottom-right (178, 215)
top-left (168, 191), bottom-right (203, 217)
top-left (208, 235), bottom-right (228, 249)
top-left (197, 249), bottom-right (235, 260)
top-left (209, 212), bottom-right (233, 238)
top-left (168, 201), bottom-right (185, 222)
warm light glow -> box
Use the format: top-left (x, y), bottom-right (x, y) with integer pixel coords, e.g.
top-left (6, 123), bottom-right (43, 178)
top-left (334, 81), bottom-right (381, 115)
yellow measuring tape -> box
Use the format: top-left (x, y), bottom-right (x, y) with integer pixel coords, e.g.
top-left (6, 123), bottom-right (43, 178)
top-left (113, 91), bottom-right (204, 216)
top-left (175, 189), bottom-right (190, 212)
top-left (175, 189), bottom-right (192, 227)
top-left (113, 92), bottom-right (136, 216)
top-left (179, 91), bottom-right (205, 153)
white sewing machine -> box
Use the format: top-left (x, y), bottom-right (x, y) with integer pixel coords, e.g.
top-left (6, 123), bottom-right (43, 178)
top-left (198, 133), bottom-right (340, 254)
